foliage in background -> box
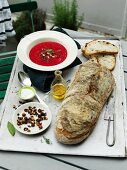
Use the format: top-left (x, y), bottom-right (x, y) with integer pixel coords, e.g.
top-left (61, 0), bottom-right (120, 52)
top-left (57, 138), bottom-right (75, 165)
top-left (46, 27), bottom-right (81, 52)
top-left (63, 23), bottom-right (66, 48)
top-left (52, 0), bottom-right (84, 31)
top-left (13, 9), bottom-right (46, 41)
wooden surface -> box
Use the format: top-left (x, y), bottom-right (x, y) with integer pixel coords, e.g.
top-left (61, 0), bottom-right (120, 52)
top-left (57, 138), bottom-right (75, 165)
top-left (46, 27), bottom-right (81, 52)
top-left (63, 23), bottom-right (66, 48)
top-left (0, 39), bottom-right (126, 158)
top-left (0, 30), bottom-right (127, 170)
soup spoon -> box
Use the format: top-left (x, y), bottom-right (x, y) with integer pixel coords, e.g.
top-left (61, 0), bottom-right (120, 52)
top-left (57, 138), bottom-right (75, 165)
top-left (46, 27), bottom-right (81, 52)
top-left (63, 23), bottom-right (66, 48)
top-left (18, 71), bottom-right (48, 106)
top-left (18, 71), bottom-right (31, 87)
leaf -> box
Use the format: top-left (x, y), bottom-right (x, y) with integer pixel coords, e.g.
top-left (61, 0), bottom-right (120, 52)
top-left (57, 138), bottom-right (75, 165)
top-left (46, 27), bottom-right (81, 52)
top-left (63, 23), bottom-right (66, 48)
top-left (7, 121), bottom-right (16, 136)
top-left (42, 135), bottom-right (52, 144)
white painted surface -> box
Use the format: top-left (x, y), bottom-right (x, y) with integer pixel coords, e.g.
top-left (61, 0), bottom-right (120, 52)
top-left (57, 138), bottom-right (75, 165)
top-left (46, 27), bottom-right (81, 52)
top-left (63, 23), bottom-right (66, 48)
top-left (0, 40), bottom-right (126, 158)
top-left (0, 29), bottom-right (127, 170)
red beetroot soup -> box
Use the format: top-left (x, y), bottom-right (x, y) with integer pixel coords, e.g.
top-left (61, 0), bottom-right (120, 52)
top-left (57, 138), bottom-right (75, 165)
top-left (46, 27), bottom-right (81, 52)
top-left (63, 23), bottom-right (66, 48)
top-left (29, 41), bottom-right (67, 66)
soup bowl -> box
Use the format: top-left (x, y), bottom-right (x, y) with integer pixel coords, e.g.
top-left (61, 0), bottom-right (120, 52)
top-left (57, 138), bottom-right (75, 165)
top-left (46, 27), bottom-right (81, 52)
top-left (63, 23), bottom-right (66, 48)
top-left (17, 30), bottom-right (78, 71)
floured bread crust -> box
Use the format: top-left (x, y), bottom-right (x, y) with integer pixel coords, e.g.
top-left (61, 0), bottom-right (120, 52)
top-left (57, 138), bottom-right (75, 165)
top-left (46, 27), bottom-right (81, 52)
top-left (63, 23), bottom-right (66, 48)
top-left (81, 40), bottom-right (118, 71)
top-left (55, 60), bottom-right (115, 144)
top-left (81, 40), bottom-right (118, 57)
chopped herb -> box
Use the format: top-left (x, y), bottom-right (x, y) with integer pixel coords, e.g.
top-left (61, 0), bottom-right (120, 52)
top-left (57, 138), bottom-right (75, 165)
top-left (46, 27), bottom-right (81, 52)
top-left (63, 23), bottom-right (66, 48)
top-left (7, 121), bottom-right (16, 136)
top-left (40, 48), bottom-right (56, 62)
top-left (46, 49), bottom-right (54, 54)
top-left (13, 105), bottom-right (17, 109)
top-left (42, 135), bottom-right (52, 144)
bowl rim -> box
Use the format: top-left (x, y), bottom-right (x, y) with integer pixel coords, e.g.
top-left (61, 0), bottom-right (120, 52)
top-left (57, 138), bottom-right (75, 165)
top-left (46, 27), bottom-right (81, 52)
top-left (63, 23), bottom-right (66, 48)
top-left (12, 101), bottom-right (52, 135)
top-left (17, 30), bottom-right (78, 71)
top-left (17, 86), bottom-right (36, 100)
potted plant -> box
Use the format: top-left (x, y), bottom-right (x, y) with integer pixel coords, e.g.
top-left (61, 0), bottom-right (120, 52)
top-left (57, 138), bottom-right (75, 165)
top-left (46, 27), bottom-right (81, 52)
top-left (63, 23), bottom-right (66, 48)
top-left (52, 0), bottom-right (84, 31)
top-left (13, 9), bottom-right (46, 42)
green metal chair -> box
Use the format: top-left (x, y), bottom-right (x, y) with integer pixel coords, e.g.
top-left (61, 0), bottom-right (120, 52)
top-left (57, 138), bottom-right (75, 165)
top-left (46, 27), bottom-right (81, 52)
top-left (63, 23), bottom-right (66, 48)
top-left (0, 54), bottom-right (15, 101)
top-left (0, 0), bottom-right (38, 101)
top-left (10, 0), bottom-right (38, 32)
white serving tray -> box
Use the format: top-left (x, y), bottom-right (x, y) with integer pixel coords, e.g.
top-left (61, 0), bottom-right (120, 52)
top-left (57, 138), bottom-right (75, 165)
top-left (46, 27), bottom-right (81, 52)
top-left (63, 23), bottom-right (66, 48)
top-left (0, 39), bottom-right (126, 157)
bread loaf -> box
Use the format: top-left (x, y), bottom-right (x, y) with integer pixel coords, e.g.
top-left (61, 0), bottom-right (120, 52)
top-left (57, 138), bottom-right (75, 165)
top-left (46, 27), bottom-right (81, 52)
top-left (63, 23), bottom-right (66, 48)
top-left (81, 40), bottom-right (118, 57)
top-left (55, 60), bottom-right (115, 144)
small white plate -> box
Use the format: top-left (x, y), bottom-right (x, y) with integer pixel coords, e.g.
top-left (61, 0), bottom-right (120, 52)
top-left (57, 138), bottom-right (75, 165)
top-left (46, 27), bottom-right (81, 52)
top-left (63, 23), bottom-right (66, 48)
top-left (17, 30), bottom-right (78, 71)
top-left (12, 102), bottom-right (52, 135)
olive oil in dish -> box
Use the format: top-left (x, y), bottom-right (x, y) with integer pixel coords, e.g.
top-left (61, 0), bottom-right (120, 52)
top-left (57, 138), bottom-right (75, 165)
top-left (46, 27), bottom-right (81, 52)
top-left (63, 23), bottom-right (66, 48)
top-left (51, 70), bottom-right (67, 100)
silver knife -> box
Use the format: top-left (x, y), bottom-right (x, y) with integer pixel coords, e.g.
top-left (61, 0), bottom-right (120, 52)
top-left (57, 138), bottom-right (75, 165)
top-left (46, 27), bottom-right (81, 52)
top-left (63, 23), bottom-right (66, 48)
top-left (104, 86), bottom-right (116, 147)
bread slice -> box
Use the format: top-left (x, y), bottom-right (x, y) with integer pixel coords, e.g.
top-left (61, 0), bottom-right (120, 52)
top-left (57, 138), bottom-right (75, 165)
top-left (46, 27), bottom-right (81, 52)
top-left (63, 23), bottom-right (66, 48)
top-left (82, 40), bottom-right (118, 57)
top-left (92, 54), bottom-right (116, 71)
top-left (97, 55), bottom-right (116, 71)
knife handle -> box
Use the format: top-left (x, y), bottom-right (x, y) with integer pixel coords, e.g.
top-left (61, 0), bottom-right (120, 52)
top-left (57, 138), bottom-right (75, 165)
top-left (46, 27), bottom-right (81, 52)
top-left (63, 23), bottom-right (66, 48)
top-left (106, 115), bottom-right (115, 147)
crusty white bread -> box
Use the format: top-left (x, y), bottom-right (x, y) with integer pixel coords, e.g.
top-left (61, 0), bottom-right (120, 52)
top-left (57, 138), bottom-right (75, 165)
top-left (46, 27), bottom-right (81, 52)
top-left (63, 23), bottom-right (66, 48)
top-left (90, 54), bottom-right (116, 71)
top-left (97, 54), bottom-right (116, 71)
top-left (55, 60), bottom-right (115, 144)
top-left (81, 40), bottom-right (118, 57)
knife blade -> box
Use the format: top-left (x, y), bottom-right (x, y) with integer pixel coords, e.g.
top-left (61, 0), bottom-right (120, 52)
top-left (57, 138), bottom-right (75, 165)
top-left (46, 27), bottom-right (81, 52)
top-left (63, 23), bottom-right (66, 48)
top-left (104, 86), bottom-right (116, 147)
